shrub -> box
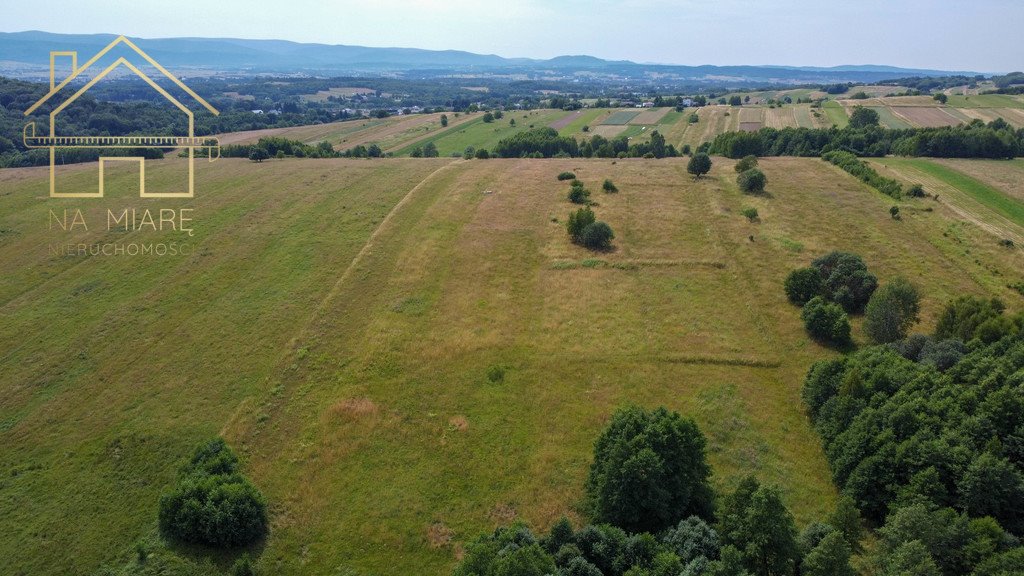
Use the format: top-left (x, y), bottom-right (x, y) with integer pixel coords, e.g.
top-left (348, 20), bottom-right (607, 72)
top-left (580, 222), bottom-right (614, 250)
top-left (557, 171), bottom-right (577, 181)
top-left (158, 439), bottom-right (268, 547)
top-left (740, 206), bottom-right (759, 222)
top-left (934, 296), bottom-right (1006, 342)
top-left (785, 267), bottom-right (823, 305)
top-left (908, 183), bottom-right (926, 197)
top-left (811, 251), bottom-right (878, 313)
top-left (849, 106), bottom-right (880, 128)
top-left (602, 179), bottom-right (618, 193)
top-left (688, 113), bottom-right (699, 123)
top-left (687, 153), bottom-right (712, 178)
top-left (737, 168), bottom-right (767, 194)
top-left (475, 148), bottom-right (490, 159)
top-left (566, 207), bottom-right (596, 243)
top-left (568, 182), bottom-right (591, 204)
top-left (822, 151), bottom-right (902, 199)
top-left (248, 147), bottom-right (269, 162)
top-left (586, 406), bottom-right (714, 533)
top-left (863, 276), bottom-right (921, 344)
top-left (734, 155), bottom-right (758, 173)
top-left (801, 296), bottom-right (851, 344)
top-left (889, 205), bottom-right (901, 219)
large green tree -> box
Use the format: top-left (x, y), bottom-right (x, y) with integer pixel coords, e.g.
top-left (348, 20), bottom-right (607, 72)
top-left (586, 406), bottom-right (715, 533)
top-left (863, 276), bottom-right (921, 343)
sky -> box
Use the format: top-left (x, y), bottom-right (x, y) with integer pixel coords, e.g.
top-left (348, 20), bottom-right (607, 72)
top-left (3, 0), bottom-right (1022, 72)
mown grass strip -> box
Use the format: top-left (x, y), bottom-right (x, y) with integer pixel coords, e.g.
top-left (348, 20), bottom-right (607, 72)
top-left (895, 159), bottom-right (1024, 227)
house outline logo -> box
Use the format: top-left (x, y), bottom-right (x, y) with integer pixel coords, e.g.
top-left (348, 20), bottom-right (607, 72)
top-left (22, 35), bottom-right (221, 199)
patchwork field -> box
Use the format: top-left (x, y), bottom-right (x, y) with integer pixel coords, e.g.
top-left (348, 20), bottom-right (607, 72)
top-left (2, 154), bottom-right (1022, 575)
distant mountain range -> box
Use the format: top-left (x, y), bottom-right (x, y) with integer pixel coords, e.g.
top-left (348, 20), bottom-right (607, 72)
top-left (0, 31), bottom-right (980, 85)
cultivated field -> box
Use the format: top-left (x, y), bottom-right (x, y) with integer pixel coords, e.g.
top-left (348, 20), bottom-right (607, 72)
top-left (2, 154), bottom-right (1022, 575)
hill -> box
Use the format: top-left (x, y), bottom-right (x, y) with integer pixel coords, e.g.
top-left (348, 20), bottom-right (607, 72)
top-left (1, 155), bottom-right (1022, 574)
top-left (0, 31), bottom-right (978, 82)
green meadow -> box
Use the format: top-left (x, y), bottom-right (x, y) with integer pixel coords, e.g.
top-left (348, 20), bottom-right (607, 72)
top-left (1, 154), bottom-right (1022, 574)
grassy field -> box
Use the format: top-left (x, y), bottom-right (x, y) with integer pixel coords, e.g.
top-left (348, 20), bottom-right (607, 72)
top-left (870, 158), bottom-right (1024, 245)
top-left (822, 101), bottom-right (849, 128)
top-left (2, 154), bottom-right (1023, 575)
top-left (392, 109), bottom-right (567, 157)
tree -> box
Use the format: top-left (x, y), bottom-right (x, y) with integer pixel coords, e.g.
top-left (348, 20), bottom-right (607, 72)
top-left (580, 222), bottom-right (614, 250)
top-left (828, 496), bottom-right (863, 552)
top-left (688, 153), bottom-right (712, 178)
top-left (934, 296), bottom-right (1005, 342)
top-left (663, 516), bottom-right (720, 564)
top-left (440, 113), bottom-right (448, 127)
top-left (410, 146), bottom-right (423, 158)
top-left (248, 147), bottom-right (270, 162)
top-left (934, 93), bottom-right (949, 104)
top-left (602, 179), bottom-right (619, 193)
top-left (557, 171), bottom-right (577, 181)
top-left (849, 106), bottom-right (880, 129)
top-left (811, 251), bottom-right (878, 313)
top-left (483, 112), bottom-right (495, 123)
top-left (729, 95), bottom-right (743, 106)
top-left (367, 144), bottom-right (382, 157)
top-left (568, 181), bottom-right (591, 204)
top-left (423, 142), bottom-right (439, 157)
top-left (890, 206), bottom-right (901, 219)
top-left (719, 478), bottom-right (800, 576)
top-left (801, 296), bottom-right (851, 345)
top-left (958, 452), bottom-right (1024, 534)
top-left (878, 541), bottom-right (941, 576)
top-left (567, 207), bottom-right (596, 243)
top-left (737, 169), bottom-right (767, 194)
top-left (586, 406), bottom-right (714, 533)
top-left (158, 439), bottom-right (268, 547)
top-left (475, 148), bottom-right (490, 159)
top-left (734, 155), bottom-right (758, 173)
top-left (802, 531), bottom-right (854, 576)
top-left (784, 267), bottom-right (823, 306)
top-left (863, 276), bottom-right (921, 343)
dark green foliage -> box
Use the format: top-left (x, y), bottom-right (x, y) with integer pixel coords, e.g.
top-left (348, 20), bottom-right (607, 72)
top-left (918, 338), bottom-right (968, 371)
top-left (934, 296), bottom-right (1014, 342)
top-left (908, 183), bottom-right (927, 197)
top-left (454, 523), bottom-right (556, 576)
top-left (811, 251), bottom-right (879, 313)
top-left (934, 93), bottom-right (949, 104)
top-left (248, 147), bottom-right (269, 162)
top-left (876, 540), bottom-right (941, 576)
top-left (801, 296), bottom-right (851, 345)
top-left (423, 142), bottom-right (439, 157)
top-left (829, 496), bottom-right (864, 552)
top-left (718, 477), bottom-right (800, 576)
top-left (482, 112), bottom-right (495, 123)
top-left (494, 127), bottom-right (579, 158)
top-left (558, 171), bottom-right (577, 181)
top-left (822, 150), bottom-right (903, 199)
top-left (849, 106), bottom-right (881, 129)
top-left (569, 181), bottom-right (591, 204)
top-left (736, 168), bottom-right (767, 194)
top-left (158, 439), bottom-right (268, 548)
top-left (863, 276), bottom-right (921, 343)
top-left (475, 148), bottom-right (491, 159)
top-left (602, 179), bottom-right (618, 193)
top-left (567, 207), bottom-right (597, 244)
top-left (802, 330), bottom-right (1024, 537)
top-left (958, 453), bottom-right (1024, 534)
top-left (890, 205), bottom-right (901, 219)
top-left (734, 155), bottom-right (758, 173)
top-left (440, 114), bottom-right (448, 127)
top-left (688, 113), bottom-right (699, 124)
top-left (586, 406), bottom-right (714, 534)
top-left (580, 222), bottom-right (615, 250)
top-left (711, 131), bottom-right (764, 159)
top-left (663, 516), bottom-right (720, 564)
top-left (688, 153), bottom-right (713, 178)
top-left (707, 119), bottom-right (1022, 160)
top-left (802, 531), bottom-right (854, 576)
top-left (784, 267), bottom-right (823, 306)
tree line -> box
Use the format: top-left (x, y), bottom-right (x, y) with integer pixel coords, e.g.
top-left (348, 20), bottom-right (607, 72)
top-left (707, 119), bottom-right (1023, 160)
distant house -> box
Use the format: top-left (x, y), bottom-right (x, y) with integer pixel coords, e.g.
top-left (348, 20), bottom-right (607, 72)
top-left (251, 109), bottom-right (264, 114)
top-left (642, 101), bottom-right (655, 108)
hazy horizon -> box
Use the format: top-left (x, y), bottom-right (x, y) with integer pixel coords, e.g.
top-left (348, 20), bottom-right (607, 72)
top-left (2, 0), bottom-right (1021, 73)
